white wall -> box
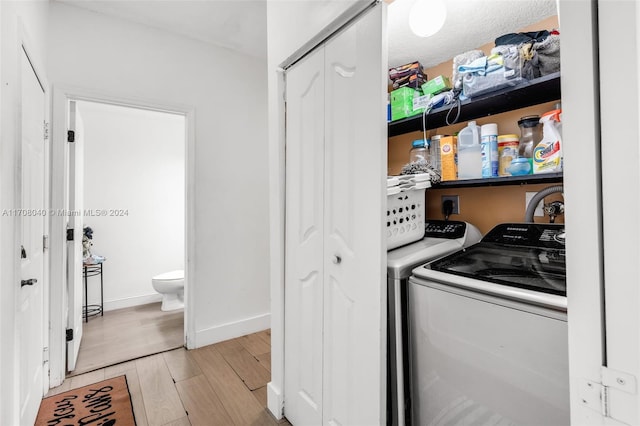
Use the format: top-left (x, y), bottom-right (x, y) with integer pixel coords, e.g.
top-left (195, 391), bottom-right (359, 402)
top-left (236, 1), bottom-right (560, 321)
top-left (48, 2), bottom-right (270, 347)
top-left (78, 101), bottom-right (185, 311)
top-left (267, 0), bottom-right (366, 66)
top-left (0, 1), bottom-right (50, 423)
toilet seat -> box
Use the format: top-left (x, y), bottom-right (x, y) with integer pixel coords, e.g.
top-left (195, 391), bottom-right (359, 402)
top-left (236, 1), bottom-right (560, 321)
top-left (153, 270), bottom-right (184, 282)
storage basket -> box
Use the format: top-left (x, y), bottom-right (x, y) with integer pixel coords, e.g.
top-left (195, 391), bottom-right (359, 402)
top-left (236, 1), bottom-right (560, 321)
top-left (387, 187), bottom-right (426, 250)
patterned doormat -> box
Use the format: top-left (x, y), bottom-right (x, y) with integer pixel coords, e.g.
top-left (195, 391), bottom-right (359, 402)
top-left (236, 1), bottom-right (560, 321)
top-left (35, 375), bottom-right (136, 425)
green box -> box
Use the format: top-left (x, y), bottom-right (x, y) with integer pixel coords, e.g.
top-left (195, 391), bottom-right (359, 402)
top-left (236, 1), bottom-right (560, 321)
top-left (390, 87), bottom-right (423, 121)
top-left (421, 75), bottom-right (452, 96)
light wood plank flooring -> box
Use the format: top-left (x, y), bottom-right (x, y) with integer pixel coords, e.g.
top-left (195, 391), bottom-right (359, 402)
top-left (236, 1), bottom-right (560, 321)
top-left (47, 330), bottom-right (291, 426)
top-left (71, 302), bottom-right (184, 376)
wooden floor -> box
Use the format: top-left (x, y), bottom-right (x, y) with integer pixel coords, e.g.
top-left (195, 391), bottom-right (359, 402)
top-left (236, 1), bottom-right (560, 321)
top-left (71, 302), bottom-right (184, 376)
top-left (47, 330), bottom-right (290, 426)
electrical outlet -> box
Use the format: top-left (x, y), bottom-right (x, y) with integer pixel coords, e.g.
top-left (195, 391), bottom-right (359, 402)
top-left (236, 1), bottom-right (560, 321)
top-left (441, 195), bottom-right (460, 215)
top-left (526, 192), bottom-right (544, 217)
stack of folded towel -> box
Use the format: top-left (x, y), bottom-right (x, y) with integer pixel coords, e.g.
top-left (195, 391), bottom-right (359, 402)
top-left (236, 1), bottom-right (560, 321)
top-left (387, 174), bottom-right (431, 196)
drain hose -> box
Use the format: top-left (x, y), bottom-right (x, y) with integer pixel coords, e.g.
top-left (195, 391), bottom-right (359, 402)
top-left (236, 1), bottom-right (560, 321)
top-left (525, 185), bottom-right (564, 222)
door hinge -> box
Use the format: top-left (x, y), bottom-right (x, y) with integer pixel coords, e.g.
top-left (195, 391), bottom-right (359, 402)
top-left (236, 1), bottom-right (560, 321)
top-left (43, 346), bottom-right (49, 365)
top-left (66, 329), bottom-right (73, 342)
top-left (602, 366), bottom-right (637, 394)
top-left (67, 130), bottom-right (75, 143)
top-left (578, 368), bottom-right (638, 422)
top-left (43, 234), bottom-right (49, 251)
top-left (66, 228), bottom-right (74, 241)
top-left (43, 121), bottom-right (49, 141)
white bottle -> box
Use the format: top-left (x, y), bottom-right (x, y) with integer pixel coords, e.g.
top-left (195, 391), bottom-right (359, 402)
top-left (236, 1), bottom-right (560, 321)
top-left (457, 121), bottom-right (482, 179)
top-left (481, 123), bottom-right (499, 178)
top-left (533, 109), bottom-right (563, 174)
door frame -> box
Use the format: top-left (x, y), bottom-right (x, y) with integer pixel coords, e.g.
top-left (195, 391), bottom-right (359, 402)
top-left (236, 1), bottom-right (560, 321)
top-left (48, 86), bottom-right (196, 387)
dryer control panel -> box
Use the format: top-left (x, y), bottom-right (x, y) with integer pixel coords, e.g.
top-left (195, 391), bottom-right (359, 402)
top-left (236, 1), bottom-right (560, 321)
top-left (424, 220), bottom-right (468, 240)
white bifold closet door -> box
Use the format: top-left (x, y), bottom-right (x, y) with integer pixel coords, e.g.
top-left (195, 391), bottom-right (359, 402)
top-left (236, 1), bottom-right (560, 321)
top-left (284, 4), bottom-right (387, 426)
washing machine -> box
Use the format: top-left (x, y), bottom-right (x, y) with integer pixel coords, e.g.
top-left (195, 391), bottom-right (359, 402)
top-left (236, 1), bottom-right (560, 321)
top-left (409, 223), bottom-right (569, 426)
top-left (387, 220), bottom-right (482, 426)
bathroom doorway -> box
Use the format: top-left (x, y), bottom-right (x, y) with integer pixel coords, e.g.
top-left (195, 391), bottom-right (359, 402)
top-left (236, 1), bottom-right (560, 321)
top-left (67, 100), bottom-right (187, 376)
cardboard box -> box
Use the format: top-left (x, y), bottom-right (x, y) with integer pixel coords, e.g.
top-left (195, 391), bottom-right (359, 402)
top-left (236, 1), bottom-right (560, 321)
top-left (390, 87), bottom-right (424, 121)
top-left (439, 136), bottom-right (458, 181)
top-left (422, 75), bottom-right (452, 96)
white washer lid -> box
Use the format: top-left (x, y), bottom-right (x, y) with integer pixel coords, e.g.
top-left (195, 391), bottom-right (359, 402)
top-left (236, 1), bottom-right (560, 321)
top-left (154, 270), bottom-right (184, 281)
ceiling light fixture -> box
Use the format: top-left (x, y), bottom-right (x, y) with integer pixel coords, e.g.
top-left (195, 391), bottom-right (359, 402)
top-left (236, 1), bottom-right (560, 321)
top-left (409, 0), bottom-right (447, 38)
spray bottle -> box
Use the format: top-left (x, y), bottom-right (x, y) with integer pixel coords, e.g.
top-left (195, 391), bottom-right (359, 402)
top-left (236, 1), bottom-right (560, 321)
top-left (533, 109), bottom-right (563, 174)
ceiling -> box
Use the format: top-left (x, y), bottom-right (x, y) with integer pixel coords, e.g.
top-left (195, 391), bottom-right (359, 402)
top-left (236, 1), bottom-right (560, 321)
top-left (56, 0), bottom-right (268, 59)
top-left (387, 0), bottom-right (558, 69)
top-left (56, 0), bottom-right (558, 67)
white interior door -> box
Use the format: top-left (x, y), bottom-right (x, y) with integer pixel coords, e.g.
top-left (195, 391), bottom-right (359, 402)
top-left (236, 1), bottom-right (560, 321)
top-left (322, 5), bottom-right (386, 425)
top-left (18, 46), bottom-right (46, 426)
top-left (284, 46), bottom-right (326, 426)
top-left (284, 4), bottom-right (387, 425)
top-left (66, 100), bottom-right (84, 372)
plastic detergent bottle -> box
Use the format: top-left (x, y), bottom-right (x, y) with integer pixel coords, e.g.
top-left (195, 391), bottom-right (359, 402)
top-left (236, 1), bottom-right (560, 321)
top-left (457, 121), bottom-right (482, 179)
top-left (533, 109), bottom-right (563, 174)
top-left (409, 139), bottom-right (428, 163)
top-left (481, 123), bottom-right (499, 177)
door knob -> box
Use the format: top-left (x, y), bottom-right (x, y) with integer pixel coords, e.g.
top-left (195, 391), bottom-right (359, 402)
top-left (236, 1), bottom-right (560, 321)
top-left (332, 255), bottom-right (342, 264)
top-left (21, 278), bottom-right (37, 287)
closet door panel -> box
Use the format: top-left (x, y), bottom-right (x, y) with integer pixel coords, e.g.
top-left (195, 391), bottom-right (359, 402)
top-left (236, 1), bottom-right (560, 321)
top-left (284, 47), bottom-right (326, 426)
top-left (323, 4), bottom-right (387, 425)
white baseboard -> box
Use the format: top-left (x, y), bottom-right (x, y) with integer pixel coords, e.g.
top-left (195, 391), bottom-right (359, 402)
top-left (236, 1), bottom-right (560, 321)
top-left (267, 381), bottom-right (284, 420)
top-left (103, 293), bottom-right (162, 312)
top-left (192, 313), bottom-right (270, 348)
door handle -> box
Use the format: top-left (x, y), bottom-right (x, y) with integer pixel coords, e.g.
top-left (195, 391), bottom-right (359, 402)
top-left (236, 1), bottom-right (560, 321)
top-left (21, 245), bottom-right (27, 259)
top-left (21, 278), bottom-right (37, 287)
top-left (332, 255), bottom-right (342, 264)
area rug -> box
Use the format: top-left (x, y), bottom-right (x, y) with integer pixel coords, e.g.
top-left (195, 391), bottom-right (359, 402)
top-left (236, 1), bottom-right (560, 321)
top-left (35, 375), bottom-right (136, 425)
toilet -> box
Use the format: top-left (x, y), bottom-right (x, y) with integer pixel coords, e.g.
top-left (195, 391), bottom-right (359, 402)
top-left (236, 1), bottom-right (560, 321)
top-left (152, 270), bottom-right (184, 311)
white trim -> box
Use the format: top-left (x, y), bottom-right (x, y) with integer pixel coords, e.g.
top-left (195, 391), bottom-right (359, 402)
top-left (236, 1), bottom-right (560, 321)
top-left (49, 85), bottom-right (195, 384)
top-left (267, 382), bottom-right (284, 420)
top-left (192, 313), bottom-right (271, 348)
top-left (559, 0), bottom-right (606, 424)
top-left (48, 87), bottom-right (69, 388)
top-left (102, 294), bottom-right (162, 312)
top-left (267, 63), bottom-right (286, 420)
top-left (598, 0), bottom-right (640, 423)
top-left (184, 100), bottom-right (196, 350)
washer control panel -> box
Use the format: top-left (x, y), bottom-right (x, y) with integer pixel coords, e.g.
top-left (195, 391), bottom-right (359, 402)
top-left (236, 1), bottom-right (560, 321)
top-left (424, 220), bottom-right (467, 240)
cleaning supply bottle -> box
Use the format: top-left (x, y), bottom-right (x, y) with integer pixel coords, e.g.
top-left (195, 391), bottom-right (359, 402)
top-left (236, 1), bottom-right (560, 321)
top-left (517, 115), bottom-right (542, 175)
top-left (409, 139), bottom-right (428, 163)
top-left (533, 109), bottom-right (563, 174)
top-left (457, 121), bottom-right (482, 179)
top-left (481, 123), bottom-right (499, 178)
